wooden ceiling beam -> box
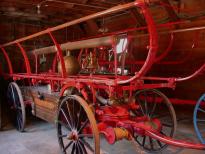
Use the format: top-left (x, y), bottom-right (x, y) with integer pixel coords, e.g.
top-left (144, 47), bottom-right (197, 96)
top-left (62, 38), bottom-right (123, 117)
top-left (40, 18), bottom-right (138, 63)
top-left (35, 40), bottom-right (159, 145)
top-left (86, 20), bottom-right (99, 35)
top-left (81, 0), bottom-right (89, 4)
top-left (123, 0), bottom-right (146, 27)
top-left (0, 1), bottom-right (98, 14)
top-left (0, 1), bottom-right (96, 24)
top-left (0, 13), bottom-right (72, 26)
top-left (81, 0), bottom-right (99, 35)
top-left (129, 8), bottom-right (146, 26)
top-left (161, 0), bottom-right (179, 21)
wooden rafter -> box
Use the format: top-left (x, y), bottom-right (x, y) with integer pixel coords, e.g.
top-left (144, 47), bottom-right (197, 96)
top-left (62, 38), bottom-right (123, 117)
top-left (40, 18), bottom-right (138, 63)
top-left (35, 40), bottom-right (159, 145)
top-left (161, 0), bottom-right (179, 21)
top-left (81, 0), bottom-right (89, 3)
top-left (83, 0), bottom-right (99, 35)
top-left (123, 0), bottom-right (146, 26)
top-left (129, 8), bottom-right (146, 26)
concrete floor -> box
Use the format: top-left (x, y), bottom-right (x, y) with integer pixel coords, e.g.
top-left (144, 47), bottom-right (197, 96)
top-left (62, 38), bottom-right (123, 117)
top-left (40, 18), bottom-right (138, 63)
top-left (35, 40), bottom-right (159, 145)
top-left (0, 108), bottom-right (205, 154)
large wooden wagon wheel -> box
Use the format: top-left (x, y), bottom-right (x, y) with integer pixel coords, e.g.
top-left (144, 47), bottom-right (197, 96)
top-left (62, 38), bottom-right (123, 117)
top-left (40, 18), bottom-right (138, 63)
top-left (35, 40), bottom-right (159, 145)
top-left (56, 95), bottom-right (100, 154)
top-left (133, 89), bottom-right (177, 152)
top-left (7, 82), bottom-right (26, 132)
top-left (193, 93), bottom-right (205, 144)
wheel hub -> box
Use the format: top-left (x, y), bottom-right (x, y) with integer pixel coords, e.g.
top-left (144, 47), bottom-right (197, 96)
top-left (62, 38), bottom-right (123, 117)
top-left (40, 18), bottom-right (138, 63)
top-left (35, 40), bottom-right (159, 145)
top-left (144, 118), bottom-right (162, 132)
top-left (67, 130), bottom-right (79, 141)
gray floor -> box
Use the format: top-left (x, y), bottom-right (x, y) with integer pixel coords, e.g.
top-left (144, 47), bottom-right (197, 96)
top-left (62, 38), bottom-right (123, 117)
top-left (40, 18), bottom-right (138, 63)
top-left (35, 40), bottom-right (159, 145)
top-left (0, 111), bottom-right (205, 154)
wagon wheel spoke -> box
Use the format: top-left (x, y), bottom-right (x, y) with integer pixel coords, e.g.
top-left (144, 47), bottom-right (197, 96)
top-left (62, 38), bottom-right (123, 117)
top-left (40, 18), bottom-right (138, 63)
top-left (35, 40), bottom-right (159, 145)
top-left (161, 122), bottom-right (173, 128)
top-left (198, 108), bottom-right (205, 113)
top-left (79, 140), bottom-right (88, 154)
top-left (59, 134), bottom-right (67, 138)
top-left (57, 120), bottom-right (71, 131)
top-left (197, 119), bottom-right (205, 122)
top-left (149, 137), bottom-right (154, 150)
top-left (81, 138), bottom-right (94, 153)
top-left (71, 143), bottom-right (76, 154)
top-left (152, 113), bottom-right (170, 119)
top-left (60, 108), bottom-right (72, 130)
top-left (16, 115), bottom-right (21, 130)
top-left (76, 142), bottom-right (81, 154)
top-left (64, 141), bottom-right (73, 152)
top-left (66, 101), bottom-right (74, 128)
top-left (79, 134), bottom-right (93, 138)
top-left (160, 131), bottom-right (166, 135)
top-left (72, 99), bottom-right (75, 129)
top-left (135, 97), bottom-right (145, 116)
top-left (143, 91), bottom-right (148, 115)
top-left (133, 89), bottom-right (177, 153)
top-left (142, 136), bottom-right (146, 146)
top-left (78, 119), bottom-right (89, 133)
top-left (76, 105), bottom-right (82, 129)
top-left (17, 111), bottom-right (23, 127)
top-left (11, 86), bottom-right (17, 107)
top-left (149, 94), bottom-right (157, 118)
top-left (157, 140), bottom-right (164, 148)
top-left (16, 107), bottom-right (22, 110)
top-left (76, 141), bottom-right (83, 154)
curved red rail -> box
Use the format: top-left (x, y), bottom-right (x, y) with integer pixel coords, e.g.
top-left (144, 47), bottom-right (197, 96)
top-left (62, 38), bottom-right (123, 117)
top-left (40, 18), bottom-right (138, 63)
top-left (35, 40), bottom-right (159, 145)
top-left (146, 130), bottom-right (205, 150)
top-left (117, 4), bottom-right (158, 84)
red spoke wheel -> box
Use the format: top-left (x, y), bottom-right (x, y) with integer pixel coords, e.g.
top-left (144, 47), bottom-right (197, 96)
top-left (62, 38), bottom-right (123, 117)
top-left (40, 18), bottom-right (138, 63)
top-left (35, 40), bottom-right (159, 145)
top-left (7, 82), bottom-right (26, 132)
top-left (133, 89), bottom-right (177, 153)
top-left (56, 95), bottom-right (100, 154)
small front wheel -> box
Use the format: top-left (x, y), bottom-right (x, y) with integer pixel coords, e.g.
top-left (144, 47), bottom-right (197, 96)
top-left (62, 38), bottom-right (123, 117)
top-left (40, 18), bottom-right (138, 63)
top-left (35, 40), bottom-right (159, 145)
top-left (56, 95), bottom-right (100, 154)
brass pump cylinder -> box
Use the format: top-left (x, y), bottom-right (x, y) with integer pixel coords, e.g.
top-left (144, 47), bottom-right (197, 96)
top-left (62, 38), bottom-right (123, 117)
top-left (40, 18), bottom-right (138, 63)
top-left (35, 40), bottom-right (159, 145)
top-left (58, 55), bottom-right (80, 75)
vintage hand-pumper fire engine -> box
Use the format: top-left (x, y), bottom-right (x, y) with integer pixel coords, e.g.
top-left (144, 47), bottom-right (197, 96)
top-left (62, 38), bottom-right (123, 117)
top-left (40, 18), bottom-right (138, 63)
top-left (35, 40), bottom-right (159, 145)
top-left (0, 0), bottom-right (205, 153)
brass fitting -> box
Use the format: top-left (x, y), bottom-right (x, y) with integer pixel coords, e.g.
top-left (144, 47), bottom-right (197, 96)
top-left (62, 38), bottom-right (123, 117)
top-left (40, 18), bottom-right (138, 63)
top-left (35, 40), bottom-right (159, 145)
top-left (114, 127), bottom-right (132, 141)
